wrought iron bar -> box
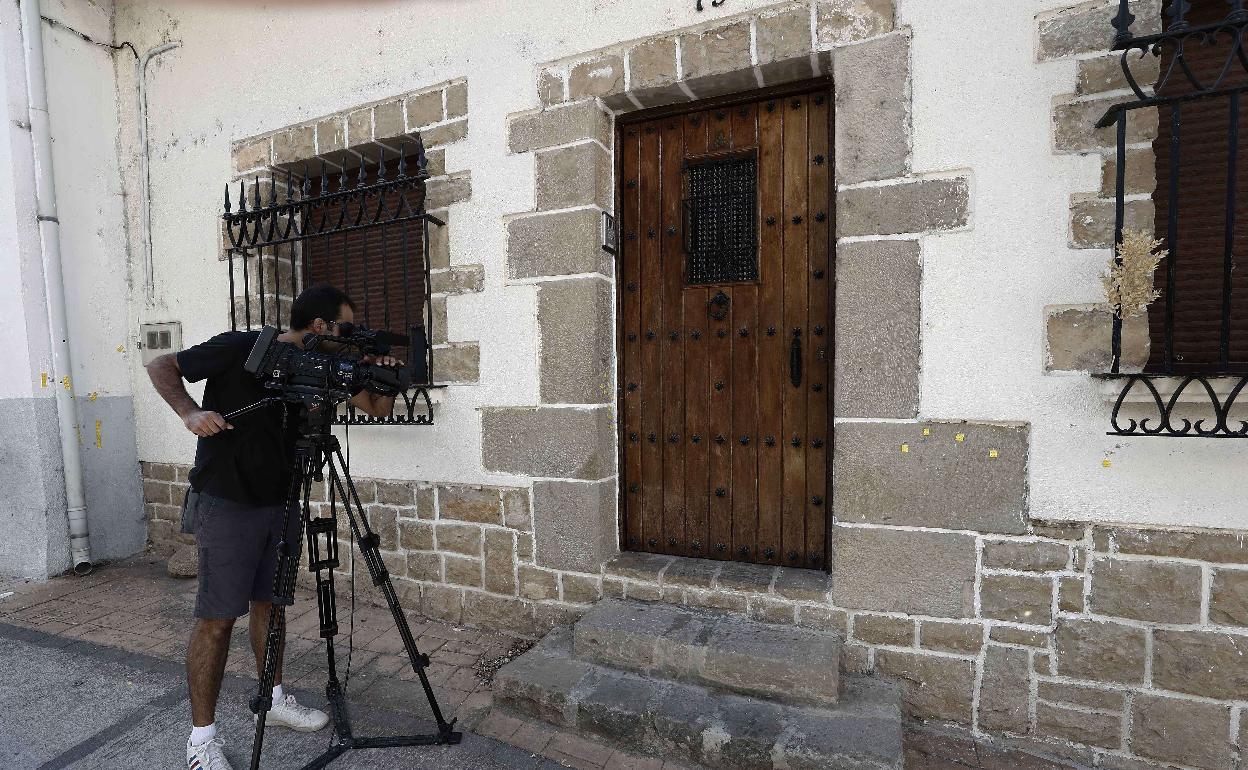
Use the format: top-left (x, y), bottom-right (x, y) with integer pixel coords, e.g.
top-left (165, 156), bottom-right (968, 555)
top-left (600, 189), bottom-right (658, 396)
top-left (1223, 91), bottom-right (1240, 368)
top-left (1111, 111), bottom-right (1127, 374)
top-left (1103, 374), bottom-right (1248, 437)
top-left (1113, 0), bottom-right (1136, 45)
top-left (1164, 102), bottom-right (1181, 372)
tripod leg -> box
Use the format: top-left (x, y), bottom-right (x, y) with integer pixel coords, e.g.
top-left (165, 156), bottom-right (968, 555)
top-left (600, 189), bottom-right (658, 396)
top-left (327, 445), bottom-right (459, 741)
top-left (249, 452), bottom-right (311, 770)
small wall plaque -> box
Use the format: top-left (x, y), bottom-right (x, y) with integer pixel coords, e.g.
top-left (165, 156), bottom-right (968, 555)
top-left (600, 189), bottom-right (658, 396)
top-left (601, 211), bottom-right (618, 256)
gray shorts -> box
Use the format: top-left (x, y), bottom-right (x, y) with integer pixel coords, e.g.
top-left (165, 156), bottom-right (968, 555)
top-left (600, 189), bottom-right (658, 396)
top-left (186, 490), bottom-right (302, 619)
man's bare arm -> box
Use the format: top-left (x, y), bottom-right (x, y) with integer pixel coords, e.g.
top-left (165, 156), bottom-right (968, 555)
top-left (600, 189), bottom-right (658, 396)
top-left (145, 353), bottom-right (233, 436)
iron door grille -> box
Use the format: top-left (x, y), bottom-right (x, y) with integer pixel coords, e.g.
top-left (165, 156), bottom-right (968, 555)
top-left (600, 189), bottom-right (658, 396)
top-left (222, 138), bottom-right (444, 425)
top-left (683, 152), bottom-right (759, 285)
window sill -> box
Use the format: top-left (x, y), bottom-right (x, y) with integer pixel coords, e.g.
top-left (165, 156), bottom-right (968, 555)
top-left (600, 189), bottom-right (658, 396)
top-left (1094, 373), bottom-right (1248, 404)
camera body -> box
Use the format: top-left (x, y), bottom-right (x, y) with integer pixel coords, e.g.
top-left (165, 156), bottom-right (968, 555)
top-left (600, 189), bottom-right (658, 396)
top-left (243, 325), bottom-right (411, 411)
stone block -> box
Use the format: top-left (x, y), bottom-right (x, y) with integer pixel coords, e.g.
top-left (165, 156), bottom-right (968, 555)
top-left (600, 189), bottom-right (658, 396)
top-left (1100, 146), bottom-right (1156, 198)
top-left (400, 520), bottom-right (433, 551)
top-left (519, 565), bottom-right (558, 601)
top-left (752, 599), bottom-right (797, 625)
top-left (980, 573), bottom-right (1053, 625)
top-left (429, 264), bottom-right (484, 295)
top-left (234, 137), bottom-right (271, 171)
top-left (1078, 52), bottom-right (1161, 96)
top-left (443, 555), bottom-right (482, 588)
top-left (376, 480), bottom-right (415, 506)
top-left (427, 213), bottom-right (450, 270)
top-left (1210, 569), bottom-right (1248, 627)
top-left (1088, 557), bottom-right (1202, 624)
top-left (569, 53), bottom-right (624, 100)
top-left (983, 540), bottom-right (1070, 572)
top-left (437, 484), bottom-right (502, 525)
top-left (834, 240), bottom-right (921, 418)
top-left (538, 70), bottom-right (565, 106)
top-left (833, 32), bottom-right (909, 185)
top-left (445, 81), bottom-right (467, 120)
top-left (988, 626), bottom-right (1049, 647)
top-left (853, 614), bottom-right (914, 646)
top-left (628, 37), bottom-right (677, 90)
top-left (346, 109), bottom-right (372, 147)
top-left (918, 621), bottom-right (983, 654)
top-left (1037, 0), bottom-right (1160, 61)
top-left (663, 558), bottom-right (719, 589)
top-left (1130, 693), bottom-right (1233, 770)
top-left (421, 583), bottom-right (463, 624)
top-left (434, 343), bottom-right (479, 384)
top-left (532, 479), bottom-right (617, 573)
top-left (420, 119), bottom-right (468, 148)
top-left (679, 22), bottom-right (750, 81)
top-left (562, 573), bottom-right (600, 605)
top-left (1055, 618), bottom-right (1146, 684)
top-left (508, 209), bottom-right (608, 279)
top-left (838, 176), bottom-right (969, 238)
top-left (463, 592), bottom-right (539, 636)
top-left (683, 67), bottom-right (758, 100)
top-left (1035, 703), bottom-right (1122, 749)
top-left (143, 480), bottom-right (171, 505)
top-left (436, 522), bottom-right (482, 556)
top-left (833, 421), bottom-right (1029, 533)
top-left (1103, 526), bottom-right (1248, 564)
top-left (772, 568), bottom-right (832, 601)
top-left (1070, 196), bottom-right (1154, 249)
top-left (366, 505), bottom-right (399, 550)
top-left (482, 406), bottom-right (616, 480)
top-left (1037, 682), bottom-right (1125, 712)
top-left (1046, 305), bottom-right (1150, 372)
top-left (405, 90), bottom-right (444, 129)
top-left (689, 591), bottom-right (748, 614)
top-left (1054, 95), bottom-right (1157, 153)
top-left (816, 0), bottom-right (895, 46)
top-left (874, 650), bottom-right (974, 725)
top-left (535, 142), bottom-right (611, 211)
top-left (538, 276), bottom-right (612, 405)
top-left (606, 552), bottom-right (672, 582)
top-left (833, 526), bottom-right (977, 617)
top-left (426, 172), bottom-right (472, 210)
top-left (979, 646), bottom-right (1030, 734)
top-left (1153, 629), bottom-right (1248, 700)
top-left (406, 551), bottom-right (439, 581)
top-left (714, 561), bottom-right (776, 593)
top-left (575, 671), bottom-right (655, 745)
top-left (508, 101), bottom-right (612, 154)
top-left (416, 485), bottom-right (435, 519)
top-left (313, 118), bottom-right (345, 155)
top-left (1058, 575), bottom-right (1085, 613)
top-left (755, 8), bottom-right (812, 65)
top-left (373, 100), bottom-right (404, 139)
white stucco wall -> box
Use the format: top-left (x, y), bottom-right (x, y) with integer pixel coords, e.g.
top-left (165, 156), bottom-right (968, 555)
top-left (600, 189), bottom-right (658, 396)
top-left (112, 0), bottom-right (1248, 530)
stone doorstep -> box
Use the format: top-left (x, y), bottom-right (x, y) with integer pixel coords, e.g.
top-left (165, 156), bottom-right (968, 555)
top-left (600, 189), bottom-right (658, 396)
top-left (572, 599), bottom-right (842, 709)
top-left (493, 626), bottom-right (902, 770)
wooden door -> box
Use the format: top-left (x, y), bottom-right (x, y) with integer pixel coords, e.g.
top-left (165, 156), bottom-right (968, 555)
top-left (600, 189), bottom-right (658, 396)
top-left (617, 84), bottom-right (832, 570)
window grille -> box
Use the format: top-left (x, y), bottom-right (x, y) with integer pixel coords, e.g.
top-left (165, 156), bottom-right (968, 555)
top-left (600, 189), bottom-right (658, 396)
top-left (1098, 0), bottom-right (1248, 437)
top-left (683, 153), bottom-right (758, 285)
top-left (222, 138), bottom-right (443, 425)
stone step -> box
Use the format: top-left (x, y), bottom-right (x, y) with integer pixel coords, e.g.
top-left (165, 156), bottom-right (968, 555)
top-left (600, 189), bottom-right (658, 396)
top-left (494, 626), bottom-right (902, 770)
top-left (573, 598), bottom-right (843, 708)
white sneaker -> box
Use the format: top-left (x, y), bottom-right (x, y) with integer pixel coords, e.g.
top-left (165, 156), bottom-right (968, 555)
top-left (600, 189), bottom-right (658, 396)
top-left (257, 693), bottom-right (330, 732)
top-left (186, 736), bottom-right (233, 770)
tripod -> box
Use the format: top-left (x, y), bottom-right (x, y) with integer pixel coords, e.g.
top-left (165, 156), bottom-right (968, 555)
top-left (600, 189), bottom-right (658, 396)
top-left (244, 406), bottom-right (461, 770)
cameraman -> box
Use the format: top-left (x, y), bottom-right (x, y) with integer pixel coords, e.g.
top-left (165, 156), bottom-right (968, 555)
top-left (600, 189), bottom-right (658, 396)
top-left (146, 284), bottom-right (399, 770)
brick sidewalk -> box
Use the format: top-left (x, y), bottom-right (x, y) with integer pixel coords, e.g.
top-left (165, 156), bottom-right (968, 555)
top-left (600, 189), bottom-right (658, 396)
top-left (0, 555), bottom-right (693, 770)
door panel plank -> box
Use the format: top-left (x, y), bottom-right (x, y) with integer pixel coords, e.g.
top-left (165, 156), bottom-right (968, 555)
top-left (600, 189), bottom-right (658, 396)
top-left (620, 125), bottom-right (643, 553)
top-left (683, 286), bottom-right (709, 558)
top-left (660, 119), bottom-right (686, 555)
top-left (781, 96), bottom-right (810, 568)
top-left (756, 98), bottom-right (785, 566)
top-left (805, 93), bottom-right (831, 570)
top-left (730, 284), bottom-right (759, 560)
top-left (706, 285), bottom-right (734, 560)
top-left (639, 122), bottom-right (664, 553)
top-left (731, 102), bottom-right (759, 151)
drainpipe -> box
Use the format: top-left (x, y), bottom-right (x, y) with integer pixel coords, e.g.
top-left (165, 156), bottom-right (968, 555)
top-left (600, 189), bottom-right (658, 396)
top-left (137, 42), bottom-right (179, 304)
top-left (19, 0), bottom-right (91, 574)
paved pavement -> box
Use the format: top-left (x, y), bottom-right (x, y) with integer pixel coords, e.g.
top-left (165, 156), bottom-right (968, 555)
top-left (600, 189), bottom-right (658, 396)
top-left (0, 555), bottom-right (685, 770)
top-left (0, 620), bottom-right (566, 770)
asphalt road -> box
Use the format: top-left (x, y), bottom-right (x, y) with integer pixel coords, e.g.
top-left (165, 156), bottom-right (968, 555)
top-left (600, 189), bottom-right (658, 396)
top-left (0, 621), bottom-right (562, 770)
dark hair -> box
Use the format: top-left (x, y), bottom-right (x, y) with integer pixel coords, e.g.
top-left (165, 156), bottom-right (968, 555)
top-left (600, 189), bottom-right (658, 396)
top-left (290, 284), bottom-right (355, 330)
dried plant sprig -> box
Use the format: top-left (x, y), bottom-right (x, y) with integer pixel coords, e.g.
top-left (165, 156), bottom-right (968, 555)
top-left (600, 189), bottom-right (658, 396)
top-left (1104, 229), bottom-right (1165, 318)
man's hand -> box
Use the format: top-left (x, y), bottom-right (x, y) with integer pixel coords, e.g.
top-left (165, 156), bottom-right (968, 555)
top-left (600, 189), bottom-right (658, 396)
top-left (183, 409), bottom-right (233, 437)
top-left (362, 354), bottom-right (404, 368)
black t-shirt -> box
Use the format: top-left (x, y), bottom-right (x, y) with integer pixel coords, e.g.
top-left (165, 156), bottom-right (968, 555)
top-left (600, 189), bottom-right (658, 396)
top-left (176, 331), bottom-right (298, 505)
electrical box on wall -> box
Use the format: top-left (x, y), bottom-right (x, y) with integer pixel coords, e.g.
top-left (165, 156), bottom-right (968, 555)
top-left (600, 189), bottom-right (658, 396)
top-left (139, 322), bottom-right (182, 365)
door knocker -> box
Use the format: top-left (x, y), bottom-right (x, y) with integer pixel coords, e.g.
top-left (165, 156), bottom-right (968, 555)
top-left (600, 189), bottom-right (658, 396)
top-left (708, 290), bottom-right (730, 321)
